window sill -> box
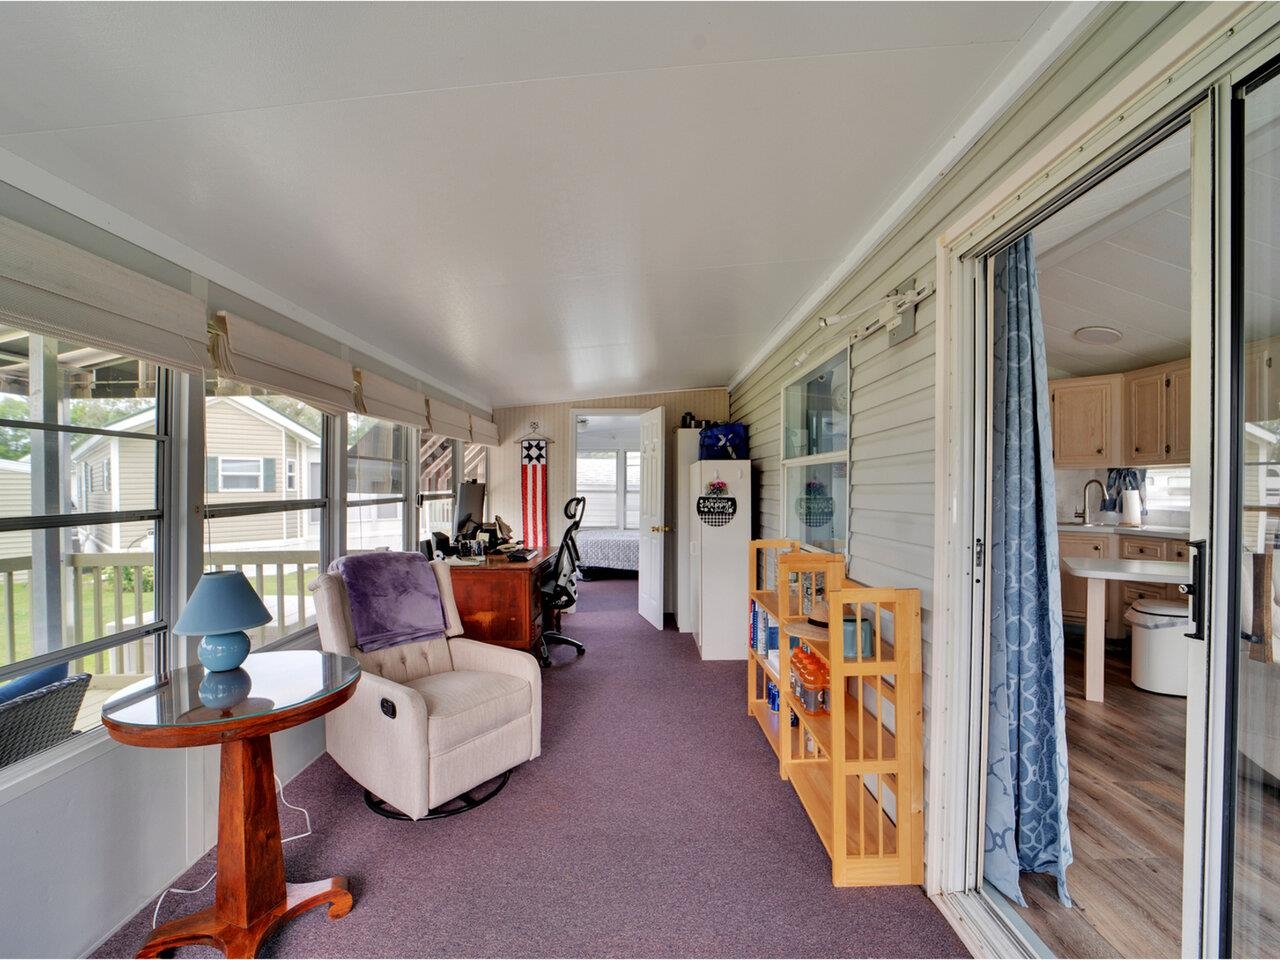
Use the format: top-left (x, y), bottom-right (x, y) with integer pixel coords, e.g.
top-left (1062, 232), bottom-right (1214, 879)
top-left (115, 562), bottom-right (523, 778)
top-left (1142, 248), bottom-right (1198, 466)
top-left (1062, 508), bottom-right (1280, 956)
top-left (0, 627), bottom-right (322, 806)
top-left (0, 723), bottom-right (116, 808)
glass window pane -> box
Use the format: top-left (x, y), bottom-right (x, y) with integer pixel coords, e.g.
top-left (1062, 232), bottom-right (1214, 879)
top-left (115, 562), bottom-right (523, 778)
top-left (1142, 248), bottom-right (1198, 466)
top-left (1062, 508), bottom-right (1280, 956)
top-left (0, 633), bottom-right (157, 767)
top-left (463, 442), bottom-right (487, 484)
top-left (0, 328), bottom-right (159, 432)
top-left (203, 510), bottom-right (319, 647)
top-left (204, 377), bottom-right (323, 506)
top-left (347, 502), bottom-right (406, 553)
top-left (420, 434), bottom-right (454, 495)
top-left (0, 433), bottom-right (158, 519)
top-left (0, 526), bottom-right (159, 669)
top-left (1232, 74), bottom-right (1280, 958)
top-left (625, 451), bottom-right (641, 529)
top-left (577, 451), bottom-right (618, 528)
top-left (347, 414), bottom-right (407, 499)
top-left (785, 461), bottom-right (846, 552)
top-left (783, 349), bottom-right (848, 459)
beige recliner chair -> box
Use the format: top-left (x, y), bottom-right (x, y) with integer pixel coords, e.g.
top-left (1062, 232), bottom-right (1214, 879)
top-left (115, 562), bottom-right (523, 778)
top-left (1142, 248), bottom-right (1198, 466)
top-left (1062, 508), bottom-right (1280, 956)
top-left (312, 559), bottom-right (541, 820)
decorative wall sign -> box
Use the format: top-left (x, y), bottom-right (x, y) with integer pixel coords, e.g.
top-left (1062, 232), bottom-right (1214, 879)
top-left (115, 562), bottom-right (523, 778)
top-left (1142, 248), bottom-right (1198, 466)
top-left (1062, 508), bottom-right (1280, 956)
top-left (520, 438), bottom-right (549, 549)
top-left (697, 495), bottom-right (737, 527)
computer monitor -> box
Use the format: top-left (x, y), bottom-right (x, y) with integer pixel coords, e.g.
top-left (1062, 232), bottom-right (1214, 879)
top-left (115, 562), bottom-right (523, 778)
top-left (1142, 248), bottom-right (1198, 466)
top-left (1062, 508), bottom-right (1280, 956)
top-left (454, 481), bottom-right (486, 537)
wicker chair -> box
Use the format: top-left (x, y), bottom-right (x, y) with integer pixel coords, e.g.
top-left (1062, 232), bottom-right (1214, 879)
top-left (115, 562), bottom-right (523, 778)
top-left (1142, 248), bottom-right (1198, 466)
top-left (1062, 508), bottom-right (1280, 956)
top-left (0, 673), bottom-right (90, 768)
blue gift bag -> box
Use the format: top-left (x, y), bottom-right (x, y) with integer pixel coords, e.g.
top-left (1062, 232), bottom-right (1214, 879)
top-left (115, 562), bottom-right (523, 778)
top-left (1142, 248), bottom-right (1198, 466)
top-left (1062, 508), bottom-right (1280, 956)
top-left (699, 422), bottom-right (749, 460)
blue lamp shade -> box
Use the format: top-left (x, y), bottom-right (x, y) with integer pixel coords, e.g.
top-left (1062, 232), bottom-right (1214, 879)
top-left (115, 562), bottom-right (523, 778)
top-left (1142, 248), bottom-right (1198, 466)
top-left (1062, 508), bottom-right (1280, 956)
top-left (174, 571), bottom-right (272, 672)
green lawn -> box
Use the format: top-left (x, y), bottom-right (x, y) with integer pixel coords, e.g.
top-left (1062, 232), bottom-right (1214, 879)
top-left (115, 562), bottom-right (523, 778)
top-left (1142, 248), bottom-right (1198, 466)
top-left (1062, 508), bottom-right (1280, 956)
top-left (1, 567), bottom-right (316, 670)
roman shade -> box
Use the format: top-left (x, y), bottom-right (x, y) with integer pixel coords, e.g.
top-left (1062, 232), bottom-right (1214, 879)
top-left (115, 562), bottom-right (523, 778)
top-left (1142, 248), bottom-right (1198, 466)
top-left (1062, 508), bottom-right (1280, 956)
top-left (0, 215), bottom-right (207, 372)
top-left (210, 311), bottom-right (356, 413)
top-left (428, 399), bottom-right (472, 442)
top-left (353, 368), bottom-right (429, 429)
top-left (469, 415), bottom-right (500, 446)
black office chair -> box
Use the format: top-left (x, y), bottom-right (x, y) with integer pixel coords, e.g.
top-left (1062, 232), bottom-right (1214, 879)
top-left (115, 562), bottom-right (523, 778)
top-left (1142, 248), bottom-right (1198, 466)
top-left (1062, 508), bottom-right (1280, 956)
top-left (538, 497), bottom-right (587, 667)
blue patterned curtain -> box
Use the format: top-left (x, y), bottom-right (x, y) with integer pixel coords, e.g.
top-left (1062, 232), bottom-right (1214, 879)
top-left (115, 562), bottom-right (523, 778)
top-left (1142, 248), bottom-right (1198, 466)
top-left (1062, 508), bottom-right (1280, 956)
top-left (984, 235), bottom-right (1073, 907)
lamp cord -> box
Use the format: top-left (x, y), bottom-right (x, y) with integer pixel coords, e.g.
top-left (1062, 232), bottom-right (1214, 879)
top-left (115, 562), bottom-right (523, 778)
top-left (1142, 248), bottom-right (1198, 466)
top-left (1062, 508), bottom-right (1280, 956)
top-left (150, 773), bottom-right (312, 929)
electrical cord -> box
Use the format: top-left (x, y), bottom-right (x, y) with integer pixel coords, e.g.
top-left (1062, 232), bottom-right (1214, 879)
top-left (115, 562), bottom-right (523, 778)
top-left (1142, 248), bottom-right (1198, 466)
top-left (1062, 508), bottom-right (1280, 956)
top-left (150, 773), bottom-right (313, 928)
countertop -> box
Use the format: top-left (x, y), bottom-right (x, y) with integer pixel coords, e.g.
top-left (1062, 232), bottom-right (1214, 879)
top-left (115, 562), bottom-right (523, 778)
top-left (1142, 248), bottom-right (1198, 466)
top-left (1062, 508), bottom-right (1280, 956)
top-left (1058, 522), bottom-right (1189, 541)
top-left (1060, 556), bottom-right (1190, 585)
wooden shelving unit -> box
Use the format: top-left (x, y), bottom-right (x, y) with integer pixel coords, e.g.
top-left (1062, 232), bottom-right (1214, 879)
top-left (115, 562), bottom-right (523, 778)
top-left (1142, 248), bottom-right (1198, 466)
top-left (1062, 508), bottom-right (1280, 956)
top-left (746, 539), bottom-right (924, 887)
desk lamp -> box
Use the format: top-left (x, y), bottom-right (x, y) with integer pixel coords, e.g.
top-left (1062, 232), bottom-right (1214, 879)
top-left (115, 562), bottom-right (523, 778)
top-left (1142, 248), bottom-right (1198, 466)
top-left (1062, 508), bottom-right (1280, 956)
top-left (174, 570), bottom-right (272, 671)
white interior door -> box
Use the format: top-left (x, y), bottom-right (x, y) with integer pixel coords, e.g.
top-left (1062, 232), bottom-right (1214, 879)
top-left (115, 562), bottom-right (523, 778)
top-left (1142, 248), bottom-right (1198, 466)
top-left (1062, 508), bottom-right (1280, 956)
top-left (638, 406), bottom-right (665, 628)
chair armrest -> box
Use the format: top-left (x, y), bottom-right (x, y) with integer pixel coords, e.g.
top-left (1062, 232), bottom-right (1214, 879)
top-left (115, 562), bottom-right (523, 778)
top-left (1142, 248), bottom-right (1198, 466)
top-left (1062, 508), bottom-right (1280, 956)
top-left (447, 638), bottom-right (542, 760)
top-left (346, 669), bottom-right (430, 725)
top-left (324, 669), bottom-right (434, 819)
top-left (448, 638), bottom-right (540, 684)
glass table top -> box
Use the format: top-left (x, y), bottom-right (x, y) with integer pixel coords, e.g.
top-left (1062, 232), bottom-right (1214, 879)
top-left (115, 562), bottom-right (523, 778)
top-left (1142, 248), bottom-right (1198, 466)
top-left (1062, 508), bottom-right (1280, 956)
top-left (102, 650), bottom-right (359, 729)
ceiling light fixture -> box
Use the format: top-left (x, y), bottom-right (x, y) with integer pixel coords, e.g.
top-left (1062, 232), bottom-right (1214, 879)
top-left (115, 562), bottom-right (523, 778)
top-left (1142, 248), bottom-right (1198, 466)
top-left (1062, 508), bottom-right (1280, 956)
top-left (1073, 325), bottom-right (1123, 345)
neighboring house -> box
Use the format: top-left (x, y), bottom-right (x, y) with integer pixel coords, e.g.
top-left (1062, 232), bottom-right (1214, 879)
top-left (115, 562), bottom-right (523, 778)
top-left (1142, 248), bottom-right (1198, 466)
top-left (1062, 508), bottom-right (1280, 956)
top-left (0, 459), bottom-right (29, 562)
top-left (69, 395), bottom-right (321, 552)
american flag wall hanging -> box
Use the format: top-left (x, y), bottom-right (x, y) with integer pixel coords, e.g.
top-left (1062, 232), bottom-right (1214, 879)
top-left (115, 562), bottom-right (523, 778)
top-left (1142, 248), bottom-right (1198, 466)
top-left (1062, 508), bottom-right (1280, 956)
top-left (520, 438), bottom-right (549, 550)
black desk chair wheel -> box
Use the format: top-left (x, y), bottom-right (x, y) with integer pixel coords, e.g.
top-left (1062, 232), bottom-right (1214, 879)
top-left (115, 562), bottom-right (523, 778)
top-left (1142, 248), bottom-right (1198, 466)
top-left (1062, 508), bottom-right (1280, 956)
top-left (539, 496), bottom-right (587, 667)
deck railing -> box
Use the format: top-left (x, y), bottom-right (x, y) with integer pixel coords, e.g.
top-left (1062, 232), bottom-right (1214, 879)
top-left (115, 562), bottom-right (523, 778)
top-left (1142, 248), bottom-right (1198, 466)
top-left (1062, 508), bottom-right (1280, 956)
top-left (0, 549), bottom-right (321, 678)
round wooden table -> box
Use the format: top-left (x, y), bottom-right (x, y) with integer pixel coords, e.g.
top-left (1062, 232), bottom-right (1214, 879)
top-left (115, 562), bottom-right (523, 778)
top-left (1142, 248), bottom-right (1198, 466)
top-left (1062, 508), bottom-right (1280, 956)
top-left (102, 650), bottom-right (360, 959)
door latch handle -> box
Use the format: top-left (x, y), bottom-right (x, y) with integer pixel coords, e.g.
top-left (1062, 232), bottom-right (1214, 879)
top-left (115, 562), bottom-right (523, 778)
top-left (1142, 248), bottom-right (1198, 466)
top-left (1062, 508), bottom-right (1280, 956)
top-left (1180, 539), bottom-right (1207, 640)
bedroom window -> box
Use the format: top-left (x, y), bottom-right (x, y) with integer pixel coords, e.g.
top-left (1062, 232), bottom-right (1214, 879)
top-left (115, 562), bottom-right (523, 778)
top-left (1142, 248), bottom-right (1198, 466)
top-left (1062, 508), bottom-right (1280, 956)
top-left (576, 448), bottom-right (640, 530)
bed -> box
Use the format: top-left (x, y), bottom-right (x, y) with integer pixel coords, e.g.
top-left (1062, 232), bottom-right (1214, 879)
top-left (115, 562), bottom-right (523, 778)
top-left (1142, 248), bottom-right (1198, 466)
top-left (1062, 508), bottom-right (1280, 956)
top-left (575, 528), bottom-right (640, 573)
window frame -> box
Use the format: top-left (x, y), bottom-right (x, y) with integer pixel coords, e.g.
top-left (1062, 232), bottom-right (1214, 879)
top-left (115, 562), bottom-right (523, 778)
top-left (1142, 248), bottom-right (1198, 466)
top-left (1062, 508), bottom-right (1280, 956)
top-left (285, 457), bottom-right (298, 492)
top-left (201, 381), bottom-right (330, 649)
top-left (0, 356), bottom-right (172, 689)
top-left (779, 340), bottom-right (851, 552)
top-left (344, 412), bottom-right (415, 552)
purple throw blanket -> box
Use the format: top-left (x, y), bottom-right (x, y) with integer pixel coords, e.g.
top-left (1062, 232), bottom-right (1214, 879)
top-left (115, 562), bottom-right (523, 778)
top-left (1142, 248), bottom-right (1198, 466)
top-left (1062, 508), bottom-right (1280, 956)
top-left (330, 551), bottom-right (448, 653)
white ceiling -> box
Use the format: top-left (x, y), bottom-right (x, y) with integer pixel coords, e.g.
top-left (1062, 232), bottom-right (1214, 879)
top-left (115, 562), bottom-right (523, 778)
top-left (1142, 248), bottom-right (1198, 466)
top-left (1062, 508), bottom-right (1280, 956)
top-left (576, 414), bottom-right (641, 449)
top-left (1036, 127), bottom-right (1193, 377)
top-left (1036, 115), bottom-right (1280, 378)
top-left (0, 2), bottom-right (1071, 407)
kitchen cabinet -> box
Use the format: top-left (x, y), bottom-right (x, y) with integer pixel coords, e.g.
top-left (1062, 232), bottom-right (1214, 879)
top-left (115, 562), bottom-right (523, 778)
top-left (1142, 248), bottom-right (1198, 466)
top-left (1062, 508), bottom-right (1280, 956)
top-left (1050, 375), bottom-right (1122, 468)
top-left (1243, 339), bottom-right (1280, 424)
top-left (1166, 360), bottom-right (1192, 462)
top-left (1059, 531), bottom-right (1112, 622)
top-left (1123, 359), bottom-right (1194, 466)
top-left (1125, 368), bottom-right (1166, 464)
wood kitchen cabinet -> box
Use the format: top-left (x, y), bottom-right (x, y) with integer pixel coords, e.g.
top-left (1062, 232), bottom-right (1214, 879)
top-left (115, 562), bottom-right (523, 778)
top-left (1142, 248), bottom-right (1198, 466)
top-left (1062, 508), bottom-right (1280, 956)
top-left (1059, 531), bottom-right (1112, 622)
top-left (1050, 375), bottom-right (1122, 468)
top-left (1166, 360), bottom-right (1192, 462)
top-left (1125, 368), bottom-right (1166, 464)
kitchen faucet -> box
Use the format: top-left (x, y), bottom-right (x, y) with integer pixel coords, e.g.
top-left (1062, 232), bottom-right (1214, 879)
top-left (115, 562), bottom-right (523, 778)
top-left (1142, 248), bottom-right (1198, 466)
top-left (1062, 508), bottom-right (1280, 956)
top-left (1076, 478), bottom-right (1107, 525)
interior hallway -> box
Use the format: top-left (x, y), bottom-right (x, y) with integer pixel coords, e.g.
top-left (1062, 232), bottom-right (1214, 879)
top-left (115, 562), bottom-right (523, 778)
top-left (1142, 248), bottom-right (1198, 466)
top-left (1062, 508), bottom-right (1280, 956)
top-left (95, 579), bottom-right (965, 958)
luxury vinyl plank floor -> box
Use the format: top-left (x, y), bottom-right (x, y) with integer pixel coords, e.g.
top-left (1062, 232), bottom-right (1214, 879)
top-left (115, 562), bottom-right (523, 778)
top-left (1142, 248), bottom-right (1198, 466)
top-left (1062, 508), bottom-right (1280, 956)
top-left (1009, 646), bottom-right (1185, 959)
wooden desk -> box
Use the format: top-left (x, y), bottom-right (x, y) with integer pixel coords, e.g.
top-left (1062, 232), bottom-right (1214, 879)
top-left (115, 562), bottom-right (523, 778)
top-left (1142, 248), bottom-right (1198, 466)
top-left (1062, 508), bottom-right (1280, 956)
top-left (448, 549), bottom-right (556, 653)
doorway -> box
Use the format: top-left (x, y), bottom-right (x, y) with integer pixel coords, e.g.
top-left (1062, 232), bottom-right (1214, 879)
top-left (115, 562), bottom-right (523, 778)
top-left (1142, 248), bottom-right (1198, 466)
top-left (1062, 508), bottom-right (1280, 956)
top-left (982, 123), bottom-right (1195, 959)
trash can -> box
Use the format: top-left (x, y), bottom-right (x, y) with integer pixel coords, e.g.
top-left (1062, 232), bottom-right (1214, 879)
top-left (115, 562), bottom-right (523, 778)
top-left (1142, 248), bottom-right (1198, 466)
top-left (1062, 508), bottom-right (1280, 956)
top-left (1124, 598), bottom-right (1191, 696)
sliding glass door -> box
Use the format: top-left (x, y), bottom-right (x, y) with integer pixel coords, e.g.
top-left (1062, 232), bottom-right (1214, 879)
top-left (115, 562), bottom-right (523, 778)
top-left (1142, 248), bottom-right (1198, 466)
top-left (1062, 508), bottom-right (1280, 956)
top-left (1224, 62), bottom-right (1280, 959)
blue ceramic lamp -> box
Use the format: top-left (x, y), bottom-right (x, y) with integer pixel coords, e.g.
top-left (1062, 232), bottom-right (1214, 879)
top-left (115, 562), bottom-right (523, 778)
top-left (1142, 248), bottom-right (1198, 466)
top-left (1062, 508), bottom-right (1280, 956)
top-left (174, 571), bottom-right (272, 672)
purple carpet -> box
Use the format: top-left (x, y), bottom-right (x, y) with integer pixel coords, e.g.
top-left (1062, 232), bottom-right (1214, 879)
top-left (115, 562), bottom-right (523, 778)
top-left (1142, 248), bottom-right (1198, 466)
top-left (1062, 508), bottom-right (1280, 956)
top-left (95, 579), bottom-right (967, 958)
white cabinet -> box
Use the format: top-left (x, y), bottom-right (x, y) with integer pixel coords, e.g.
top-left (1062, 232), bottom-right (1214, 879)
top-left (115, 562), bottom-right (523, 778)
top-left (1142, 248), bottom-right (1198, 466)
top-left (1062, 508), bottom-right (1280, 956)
top-left (674, 428), bottom-right (701, 634)
top-left (688, 460), bottom-right (751, 660)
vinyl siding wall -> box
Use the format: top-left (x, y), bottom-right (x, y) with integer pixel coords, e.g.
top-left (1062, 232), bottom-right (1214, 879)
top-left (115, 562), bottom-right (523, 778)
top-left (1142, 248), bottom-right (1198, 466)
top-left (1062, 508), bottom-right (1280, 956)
top-left (728, 1), bottom-right (1206, 847)
top-left (491, 387), bottom-right (729, 611)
